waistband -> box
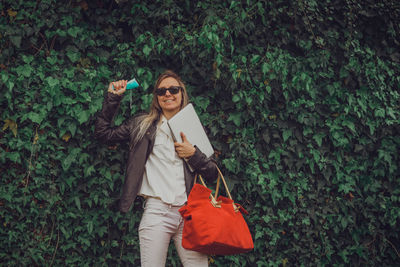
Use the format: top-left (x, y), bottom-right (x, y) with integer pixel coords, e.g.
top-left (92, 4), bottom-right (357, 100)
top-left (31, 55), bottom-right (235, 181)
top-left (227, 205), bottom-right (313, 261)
top-left (144, 197), bottom-right (185, 209)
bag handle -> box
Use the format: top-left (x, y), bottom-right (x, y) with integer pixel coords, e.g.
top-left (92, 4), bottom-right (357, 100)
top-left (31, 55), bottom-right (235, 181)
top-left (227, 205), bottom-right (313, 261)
top-left (194, 167), bottom-right (239, 212)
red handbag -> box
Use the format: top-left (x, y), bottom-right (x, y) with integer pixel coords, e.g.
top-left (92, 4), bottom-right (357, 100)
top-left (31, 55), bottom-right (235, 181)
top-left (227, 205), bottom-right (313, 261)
top-left (178, 167), bottom-right (254, 255)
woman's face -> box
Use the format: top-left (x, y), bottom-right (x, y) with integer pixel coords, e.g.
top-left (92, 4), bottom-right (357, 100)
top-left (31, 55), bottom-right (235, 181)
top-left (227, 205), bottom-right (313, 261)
top-left (157, 77), bottom-right (183, 117)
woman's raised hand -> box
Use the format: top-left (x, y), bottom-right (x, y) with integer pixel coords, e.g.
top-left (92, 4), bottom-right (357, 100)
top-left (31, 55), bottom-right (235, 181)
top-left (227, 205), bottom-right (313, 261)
top-left (108, 80), bottom-right (127, 95)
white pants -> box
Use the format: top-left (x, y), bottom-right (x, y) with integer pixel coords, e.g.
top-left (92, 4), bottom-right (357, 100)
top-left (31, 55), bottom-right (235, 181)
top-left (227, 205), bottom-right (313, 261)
top-left (139, 197), bottom-right (208, 267)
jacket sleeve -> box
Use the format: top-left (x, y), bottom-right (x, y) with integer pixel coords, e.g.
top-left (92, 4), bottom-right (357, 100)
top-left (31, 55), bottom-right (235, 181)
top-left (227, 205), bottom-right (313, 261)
top-left (94, 92), bottom-right (131, 144)
top-left (187, 146), bottom-right (218, 182)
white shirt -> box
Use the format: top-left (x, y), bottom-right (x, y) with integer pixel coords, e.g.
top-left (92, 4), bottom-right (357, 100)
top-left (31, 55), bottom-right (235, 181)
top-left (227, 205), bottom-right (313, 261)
top-left (138, 116), bottom-right (187, 205)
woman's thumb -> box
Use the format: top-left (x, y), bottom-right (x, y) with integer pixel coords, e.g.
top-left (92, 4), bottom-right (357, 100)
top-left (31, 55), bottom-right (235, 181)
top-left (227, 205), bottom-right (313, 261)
top-left (180, 132), bottom-right (187, 142)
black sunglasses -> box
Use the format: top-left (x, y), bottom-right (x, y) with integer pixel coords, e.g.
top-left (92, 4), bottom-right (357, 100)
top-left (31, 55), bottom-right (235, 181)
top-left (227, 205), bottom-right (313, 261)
top-left (155, 86), bottom-right (182, 96)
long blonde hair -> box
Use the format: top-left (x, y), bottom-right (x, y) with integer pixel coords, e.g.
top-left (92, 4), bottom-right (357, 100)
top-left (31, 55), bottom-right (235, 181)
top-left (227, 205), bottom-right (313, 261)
top-left (131, 70), bottom-right (189, 149)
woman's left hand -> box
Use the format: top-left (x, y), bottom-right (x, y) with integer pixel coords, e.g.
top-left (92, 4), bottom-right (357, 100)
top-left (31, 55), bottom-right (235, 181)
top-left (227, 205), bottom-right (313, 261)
top-left (174, 132), bottom-right (196, 159)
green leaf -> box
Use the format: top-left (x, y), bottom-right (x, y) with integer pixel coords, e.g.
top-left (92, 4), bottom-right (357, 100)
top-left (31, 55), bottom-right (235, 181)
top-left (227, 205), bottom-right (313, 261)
top-left (342, 120), bottom-right (356, 133)
top-left (255, 231), bottom-right (264, 240)
top-left (374, 108), bottom-right (385, 118)
top-left (251, 55), bottom-right (261, 64)
top-left (74, 196), bottom-right (81, 210)
top-left (47, 56), bottom-right (58, 65)
top-left (1, 72), bottom-right (8, 83)
top-left (143, 45), bottom-right (151, 56)
top-left (62, 148), bottom-right (82, 171)
top-left (68, 122), bottom-right (77, 136)
top-left (302, 217), bottom-right (311, 226)
top-left (60, 226), bottom-right (71, 239)
top-left (10, 35), bottom-right (21, 48)
top-left (311, 149), bottom-right (320, 162)
top-left (341, 216), bottom-right (348, 229)
top-left (16, 65), bottom-right (33, 77)
top-left (84, 165), bottom-right (95, 177)
top-left (77, 109), bottom-right (90, 124)
top-left (192, 96), bottom-right (210, 112)
top-left (87, 221), bottom-right (93, 234)
top-left (232, 95), bottom-right (240, 103)
top-left (26, 111), bottom-right (45, 124)
top-left (67, 49), bottom-right (81, 62)
top-left (7, 81), bottom-right (15, 91)
top-left (65, 177), bottom-right (75, 188)
top-left (228, 113), bottom-right (241, 127)
top-left (55, 28), bottom-right (67, 37)
top-left (67, 27), bottom-right (81, 38)
top-left (386, 107), bottom-right (396, 119)
top-left (140, 94), bottom-right (152, 110)
top-left (22, 55), bottom-right (34, 64)
top-left (222, 158), bottom-right (239, 173)
top-left (262, 62), bottom-right (268, 75)
top-left (313, 133), bottom-right (325, 147)
top-left (46, 77), bottom-right (60, 87)
top-left (282, 129), bottom-right (292, 142)
top-left (5, 152), bottom-right (21, 163)
top-left (185, 34), bottom-right (193, 41)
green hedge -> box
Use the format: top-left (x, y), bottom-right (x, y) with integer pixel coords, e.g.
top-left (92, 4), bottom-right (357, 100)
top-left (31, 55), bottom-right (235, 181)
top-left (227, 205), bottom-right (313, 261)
top-left (1, 0), bottom-right (399, 266)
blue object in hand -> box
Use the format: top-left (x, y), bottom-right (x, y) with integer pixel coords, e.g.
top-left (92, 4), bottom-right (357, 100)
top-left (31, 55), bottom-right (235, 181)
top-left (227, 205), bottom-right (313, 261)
top-left (112, 78), bottom-right (139, 90)
top-left (126, 78), bottom-right (139, 90)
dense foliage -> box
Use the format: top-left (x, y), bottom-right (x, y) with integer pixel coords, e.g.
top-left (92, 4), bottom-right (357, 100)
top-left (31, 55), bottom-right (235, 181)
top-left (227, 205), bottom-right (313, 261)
top-left (1, 0), bottom-right (399, 266)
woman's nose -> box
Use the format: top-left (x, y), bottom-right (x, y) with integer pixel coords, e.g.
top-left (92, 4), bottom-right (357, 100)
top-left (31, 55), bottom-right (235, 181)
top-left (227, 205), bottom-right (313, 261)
top-left (165, 89), bottom-right (172, 96)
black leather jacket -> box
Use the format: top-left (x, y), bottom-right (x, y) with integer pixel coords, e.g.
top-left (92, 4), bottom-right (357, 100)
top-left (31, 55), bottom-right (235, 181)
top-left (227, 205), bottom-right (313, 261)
top-left (94, 92), bottom-right (218, 213)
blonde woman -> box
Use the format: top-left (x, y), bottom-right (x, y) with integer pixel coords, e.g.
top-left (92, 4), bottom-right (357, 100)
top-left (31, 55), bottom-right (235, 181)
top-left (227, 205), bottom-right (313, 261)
top-left (95, 70), bottom-right (217, 266)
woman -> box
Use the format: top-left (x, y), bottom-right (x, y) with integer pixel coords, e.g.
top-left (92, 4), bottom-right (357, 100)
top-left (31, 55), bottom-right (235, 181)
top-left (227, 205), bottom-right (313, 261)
top-left (95, 70), bottom-right (217, 266)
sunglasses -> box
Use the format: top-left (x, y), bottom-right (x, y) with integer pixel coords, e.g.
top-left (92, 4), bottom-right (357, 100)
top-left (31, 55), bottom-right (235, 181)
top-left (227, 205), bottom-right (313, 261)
top-left (155, 86), bottom-right (182, 96)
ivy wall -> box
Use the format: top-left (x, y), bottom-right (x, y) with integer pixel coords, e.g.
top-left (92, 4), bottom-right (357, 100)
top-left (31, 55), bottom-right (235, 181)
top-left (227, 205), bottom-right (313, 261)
top-left (1, 0), bottom-right (399, 266)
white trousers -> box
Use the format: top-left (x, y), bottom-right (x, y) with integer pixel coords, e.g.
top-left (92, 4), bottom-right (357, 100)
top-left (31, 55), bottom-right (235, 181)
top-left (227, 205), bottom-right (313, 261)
top-left (139, 197), bottom-right (208, 267)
